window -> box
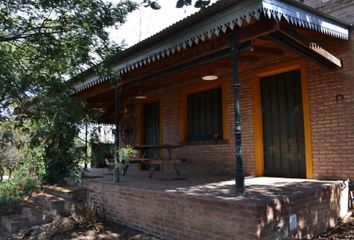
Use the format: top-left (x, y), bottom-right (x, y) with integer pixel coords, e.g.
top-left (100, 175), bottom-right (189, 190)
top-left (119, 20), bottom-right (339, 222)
top-left (186, 87), bottom-right (223, 142)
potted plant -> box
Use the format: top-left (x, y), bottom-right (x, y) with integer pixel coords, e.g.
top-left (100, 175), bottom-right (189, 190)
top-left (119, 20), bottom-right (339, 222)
top-left (106, 145), bottom-right (136, 182)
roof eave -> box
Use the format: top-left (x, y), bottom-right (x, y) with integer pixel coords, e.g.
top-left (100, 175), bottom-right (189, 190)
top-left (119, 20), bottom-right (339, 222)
top-left (72, 0), bottom-right (351, 93)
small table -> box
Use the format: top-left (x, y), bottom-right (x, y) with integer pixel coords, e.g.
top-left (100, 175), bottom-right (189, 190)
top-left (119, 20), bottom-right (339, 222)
top-left (124, 144), bottom-right (185, 178)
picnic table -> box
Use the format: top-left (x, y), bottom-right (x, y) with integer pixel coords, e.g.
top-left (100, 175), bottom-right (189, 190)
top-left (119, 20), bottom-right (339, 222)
top-left (123, 144), bottom-right (186, 178)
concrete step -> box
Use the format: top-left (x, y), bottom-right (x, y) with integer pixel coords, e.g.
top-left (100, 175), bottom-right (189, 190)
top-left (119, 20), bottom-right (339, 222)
top-left (21, 202), bottom-right (54, 226)
top-left (42, 185), bottom-right (86, 201)
top-left (31, 192), bottom-right (66, 216)
top-left (1, 214), bottom-right (29, 233)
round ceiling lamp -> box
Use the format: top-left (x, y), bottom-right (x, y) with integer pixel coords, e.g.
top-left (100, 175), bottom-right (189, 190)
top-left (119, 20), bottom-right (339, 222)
top-left (134, 92), bottom-right (147, 99)
top-left (202, 75), bottom-right (218, 81)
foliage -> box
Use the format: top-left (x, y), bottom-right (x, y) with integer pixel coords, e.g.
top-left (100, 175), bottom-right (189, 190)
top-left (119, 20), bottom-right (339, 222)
top-left (0, 0), bottom-right (138, 117)
top-left (118, 146), bottom-right (137, 164)
top-left (17, 82), bottom-right (87, 182)
top-left (75, 202), bottom-right (101, 231)
top-left (0, 122), bottom-right (46, 214)
top-left (69, 165), bottom-right (83, 185)
top-left (91, 143), bottom-right (114, 168)
top-left (0, 122), bottom-right (24, 180)
top-left (0, 0), bottom-right (138, 183)
top-left (105, 145), bottom-right (137, 182)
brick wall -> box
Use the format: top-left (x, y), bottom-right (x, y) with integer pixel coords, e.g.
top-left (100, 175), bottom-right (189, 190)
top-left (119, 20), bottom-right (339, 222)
top-left (123, 2), bottom-right (354, 180)
top-left (130, 29), bottom-right (354, 180)
top-left (132, 70), bottom-right (257, 176)
top-left (306, 32), bottom-right (354, 179)
top-left (258, 182), bottom-right (343, 239)
top-left (85, 180), bottom-right (343, 240)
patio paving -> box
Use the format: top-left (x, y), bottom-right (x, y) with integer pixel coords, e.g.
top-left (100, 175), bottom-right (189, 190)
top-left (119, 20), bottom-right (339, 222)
top-left (83, 167), bottom-right (341, 202)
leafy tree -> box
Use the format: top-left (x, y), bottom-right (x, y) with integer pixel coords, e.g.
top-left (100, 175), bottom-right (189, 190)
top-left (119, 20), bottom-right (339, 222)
top-left (0, 0), bottom-right (138, 182)
top-left (0, 123), bottom-right (24, 180)
top-left (0, 0), bottom-right (137, 117)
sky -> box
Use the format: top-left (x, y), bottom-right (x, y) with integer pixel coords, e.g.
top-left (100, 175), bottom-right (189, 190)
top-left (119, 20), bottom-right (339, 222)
top-left (108, 0), bottom-right (218, 47)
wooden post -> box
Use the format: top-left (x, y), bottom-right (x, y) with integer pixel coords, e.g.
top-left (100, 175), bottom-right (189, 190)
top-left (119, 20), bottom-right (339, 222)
top-left (115, 84), bottom-right (120, 149)
top-left (230, 39), bottom-right (245, 196)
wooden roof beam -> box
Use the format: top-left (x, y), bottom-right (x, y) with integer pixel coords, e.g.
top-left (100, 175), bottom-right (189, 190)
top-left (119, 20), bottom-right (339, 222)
top-left (269, 25), bottom-right (342, 69)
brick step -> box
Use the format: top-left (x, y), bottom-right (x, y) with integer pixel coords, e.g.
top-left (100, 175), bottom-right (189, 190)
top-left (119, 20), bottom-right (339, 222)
top-left (42, 185), bottom-right (86, 201)
top-left (1, 201), bottom-right (57, 234)
top-left (21, 201), bottom-right (54, 226)
top-left (1, 214), bottom-right (29, 233)
top-left (31, 192), bottom-right (67, 216)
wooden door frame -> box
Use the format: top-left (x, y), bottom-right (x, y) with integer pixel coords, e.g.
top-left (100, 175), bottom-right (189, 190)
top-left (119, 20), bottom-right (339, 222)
top-left (253, 59), bottom-right (313, 178)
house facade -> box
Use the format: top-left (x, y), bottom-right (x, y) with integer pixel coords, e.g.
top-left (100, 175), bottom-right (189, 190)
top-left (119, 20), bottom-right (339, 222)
top-left (72, 0), bottom-right (354, 181)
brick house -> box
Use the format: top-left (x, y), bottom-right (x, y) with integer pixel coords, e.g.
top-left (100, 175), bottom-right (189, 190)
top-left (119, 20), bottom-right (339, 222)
top-left (72, 0), bottom-right (353, 238)
top-left (73, 0), bottom-right (353, 181)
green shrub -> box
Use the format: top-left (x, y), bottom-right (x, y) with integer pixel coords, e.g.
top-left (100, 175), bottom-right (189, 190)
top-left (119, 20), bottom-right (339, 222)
top-left (0, 127), bottom-right (45, 215)
top-left (0, 176), bottom-right (41, 215)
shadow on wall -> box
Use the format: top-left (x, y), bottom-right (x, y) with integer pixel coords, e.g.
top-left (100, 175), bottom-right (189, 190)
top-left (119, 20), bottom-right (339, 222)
top-left (252, 182), bottom-right (342, 239)
top-left (167, 179), bottom-right (344, 239)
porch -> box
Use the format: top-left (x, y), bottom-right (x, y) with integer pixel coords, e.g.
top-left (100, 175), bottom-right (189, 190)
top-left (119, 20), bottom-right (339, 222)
top-left (73, 0), bottom-right (353, 238)
top-left (73, 0), bottom-right (353, 183)
top-left (83, 168), bottom-right (346, 240)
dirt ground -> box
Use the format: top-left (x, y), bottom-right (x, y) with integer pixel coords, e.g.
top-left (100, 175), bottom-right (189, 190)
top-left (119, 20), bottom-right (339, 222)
top-left (312, 215), bottom-right (354, 240)
top-left (1, 213), bottom-right (353, 239)
top-left (0, 216), bottom-right (159, 240)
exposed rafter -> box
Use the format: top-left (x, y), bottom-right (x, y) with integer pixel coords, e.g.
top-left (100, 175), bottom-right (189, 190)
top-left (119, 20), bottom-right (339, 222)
top-left (268, 25), bottom-right (342, 69)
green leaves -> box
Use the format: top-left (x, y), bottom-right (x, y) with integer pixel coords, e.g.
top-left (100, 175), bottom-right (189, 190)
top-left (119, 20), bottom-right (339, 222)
top-left (0, 0), bottom-right (138, 117)
top-left (0, 0), bottom-right (138, 181)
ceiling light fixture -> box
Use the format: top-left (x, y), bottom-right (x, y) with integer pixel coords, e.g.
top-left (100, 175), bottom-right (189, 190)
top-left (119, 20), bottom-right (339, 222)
top-left (202, 75), bottom-right (218, 81)
top-left (134, 92), bottom-right (147, 99)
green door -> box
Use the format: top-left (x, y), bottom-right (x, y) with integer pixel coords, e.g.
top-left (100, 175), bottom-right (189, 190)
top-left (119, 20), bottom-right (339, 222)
top-left (143, 101), bottom-right (160, 159)
top-left (261, 70), bottom-right (306, 178)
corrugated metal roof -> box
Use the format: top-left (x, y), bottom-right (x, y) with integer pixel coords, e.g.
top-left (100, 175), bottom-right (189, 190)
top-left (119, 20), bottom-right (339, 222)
top-left (72, 0), bottom-right (350, 93)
